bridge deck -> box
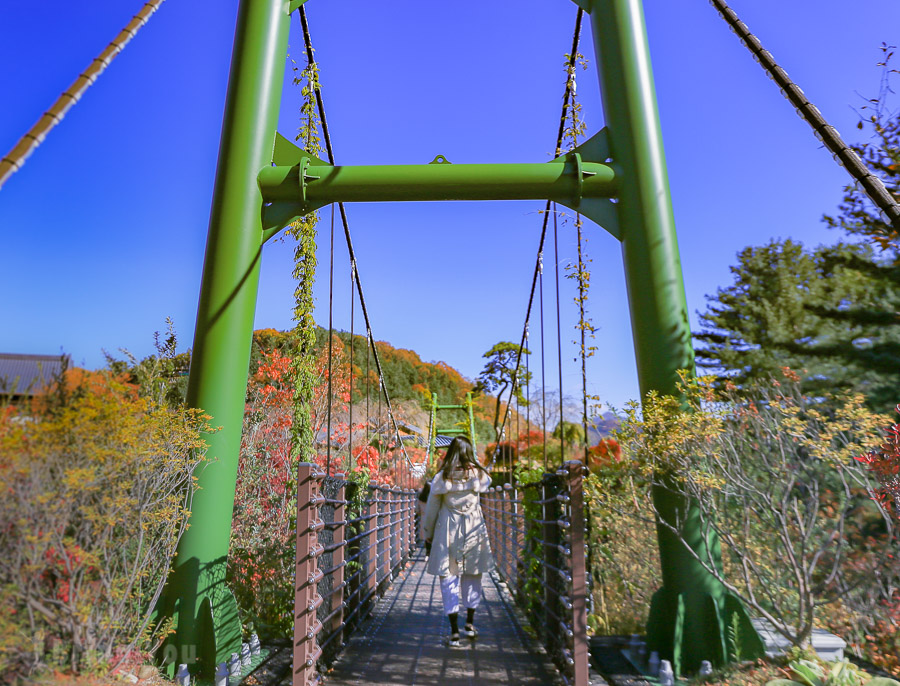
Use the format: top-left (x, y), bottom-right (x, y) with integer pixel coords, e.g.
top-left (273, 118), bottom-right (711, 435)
top-left (323, 549), bottom-right (561, 685)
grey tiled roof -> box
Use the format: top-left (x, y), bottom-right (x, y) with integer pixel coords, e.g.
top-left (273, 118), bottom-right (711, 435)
top-left (0, 353), bottom-right (68, 396)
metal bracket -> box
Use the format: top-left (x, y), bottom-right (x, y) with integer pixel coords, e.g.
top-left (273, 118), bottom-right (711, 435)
top-left (552, 129), bottom-right (621, 240)
top-left (272, 132), bottom-right (328, 167)
top-left (551, 127), bottom-right (611, 167)
top-left (288, 0), bottom-right (310, 14)
top-left (297, 157), bottom-right (322, 203)
top-left (564, 152), bottom-right (584, 201)
top-left (429, 155), bottom-right (452, 164)
top-left (570, 0), bottom-right (592, 12)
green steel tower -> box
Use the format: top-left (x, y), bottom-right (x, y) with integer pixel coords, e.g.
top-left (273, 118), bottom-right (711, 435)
top-left (157, 0), bottom-right (762, 677)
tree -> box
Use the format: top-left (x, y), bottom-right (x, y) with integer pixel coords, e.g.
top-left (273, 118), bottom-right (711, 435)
top-left (551, 420), bottom-right (585, 448)
top-left (473, 341), bottom-right (531, 440)
top-left (616, 371), bottom-right (895, 650)
top-left (694, 239), bottom-right (900, 413)
top-left (0, 362), bottom-right (207, 678)
top-left (526, 386), bottom-right (583, 433)
top-left (824, 46), bottom-right (900, 253)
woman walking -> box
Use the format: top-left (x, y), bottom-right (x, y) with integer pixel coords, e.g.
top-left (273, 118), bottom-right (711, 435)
top-left (422, 435), bottom-right (494, 646)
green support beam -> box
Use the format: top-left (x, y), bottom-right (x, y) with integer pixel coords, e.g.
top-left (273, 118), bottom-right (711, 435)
top-left (157, 0), bottom-right (760, 678)
top-left (153, 0), bottom-right (291, 678)
top-left (578, 0), bottom-right (763, 673)
top-left (258, 135), bottom-right (618, 241)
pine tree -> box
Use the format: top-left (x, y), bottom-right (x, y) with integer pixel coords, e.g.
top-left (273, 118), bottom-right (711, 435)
top-left (694, 239), bottom-right (900, 413)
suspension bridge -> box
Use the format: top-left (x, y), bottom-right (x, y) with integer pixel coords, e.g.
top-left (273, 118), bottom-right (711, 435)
top-left (3, 0), bottom-right (898, 684)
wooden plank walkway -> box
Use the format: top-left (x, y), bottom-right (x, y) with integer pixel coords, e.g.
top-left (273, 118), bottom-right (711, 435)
top-left (322, 548), bottom-right (562, 686)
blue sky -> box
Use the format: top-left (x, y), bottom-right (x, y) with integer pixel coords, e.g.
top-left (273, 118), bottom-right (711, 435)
top-left (1, 0), bottom-right (897, 413)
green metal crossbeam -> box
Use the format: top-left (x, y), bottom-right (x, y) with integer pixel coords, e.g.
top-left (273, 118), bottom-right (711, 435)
top-left (158, 0), bottom-right (763, 678)
top-left (259, 133), bottom-right (620, 242)
top-left (425, 392), bottom-right (478, 471)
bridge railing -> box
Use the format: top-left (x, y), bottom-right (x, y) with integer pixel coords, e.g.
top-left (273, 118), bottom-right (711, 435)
top-left (293, 464), bottom-right (417, 686)
top-left (481, 460), bottom-right (590, 686)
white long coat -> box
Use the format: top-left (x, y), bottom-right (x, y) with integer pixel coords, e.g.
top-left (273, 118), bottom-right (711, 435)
top-left (422, 470), bottom-right (495, 577)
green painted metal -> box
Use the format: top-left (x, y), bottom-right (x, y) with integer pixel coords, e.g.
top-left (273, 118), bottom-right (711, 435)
top-left (154, 0), bottom-right (762, 676)
top-left (424, 391), bottom-right (478, 471)
top-left (258, 134), bottom-right (618, 241)
top-left (427, 393), bottom-right (438, 471)
top-left (466, 391), bottom-right (478, 455)
top-left (153, 0), bottom-right (291, 678)
top-left (579, 0), bottom-right (763, 672)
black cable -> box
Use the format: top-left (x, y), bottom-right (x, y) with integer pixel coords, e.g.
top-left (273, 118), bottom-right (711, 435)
top-left (708, 0), bottom-right (900, 230)
top-left (488, 7), bottom-right (584, 467)
top-left (540, 266), bottom-right (548, 472)
top-left (299, 6), bottom-right (414, 471)
top-left (365, 331), bottom-right (370, 447)
top-left (576, 215), bottom-right (589, 466)
top-left (326, 203), bottom-right (335, 474)
top-left (349, 260), bottom-right (355, 473)
top-left (553, 204), bottom-right (565, 465)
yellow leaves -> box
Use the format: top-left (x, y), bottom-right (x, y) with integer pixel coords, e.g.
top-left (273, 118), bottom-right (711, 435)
top-left (616, 370), bottom-right (886, 492)
top-left (0, 366), bottom-right (208, 674)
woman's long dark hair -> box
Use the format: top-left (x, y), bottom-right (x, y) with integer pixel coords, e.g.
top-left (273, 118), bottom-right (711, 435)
top-left (439, 435), bottom-right (488, 480)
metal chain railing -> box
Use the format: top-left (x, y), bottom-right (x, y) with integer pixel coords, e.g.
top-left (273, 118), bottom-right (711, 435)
top-left (481, 461), bottom-right (590, 686)
top-left (293, 464), bottom-right (417, 686)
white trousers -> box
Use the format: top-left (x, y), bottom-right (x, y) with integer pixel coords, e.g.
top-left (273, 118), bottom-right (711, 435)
top-left (439, 574), bottom-right (482, 615)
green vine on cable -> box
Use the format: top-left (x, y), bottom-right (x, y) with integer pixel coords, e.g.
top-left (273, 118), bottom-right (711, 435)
top-left (561, 50), bottom-right (601, 435)
top-left (287, 52), bottom-right (323, 463)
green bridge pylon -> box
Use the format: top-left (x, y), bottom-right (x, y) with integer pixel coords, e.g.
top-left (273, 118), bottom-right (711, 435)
top-left (425, 392), bottom-right (478, 472)
top-left (156, 0), bottom-right (762, 678)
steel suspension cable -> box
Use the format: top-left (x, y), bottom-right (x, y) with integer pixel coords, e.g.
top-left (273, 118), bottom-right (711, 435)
top-left (540, 265), bottom-right (548, 472)
top-left (299, 6), bottom-right (414, 472)
top-left (525, 325), bottom-right (531, 444)
top-left (365, 331), bottom-right (370, 446)
top-left (553, 205), bottom-right (565, 464)
top-left (0, 0), bottom-right (166, 189)
top-left (708, 0), bottom-right (900, 230)
top-left (348, 260), bottom-right (355, 473)
top-left (326, 204), bottom-right (336, 473)
top-left (576, 216), bottom-right (589, 465)
top-left (489, 7), bottom-right (584, 468)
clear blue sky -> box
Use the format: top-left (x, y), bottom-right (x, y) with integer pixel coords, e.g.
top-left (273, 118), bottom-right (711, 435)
top-left (1, 0), bottom-right (897, 412)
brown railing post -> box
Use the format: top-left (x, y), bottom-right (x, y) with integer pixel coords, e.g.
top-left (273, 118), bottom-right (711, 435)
top-left (565, 461), bottom-right (589, 686)
top-left (501, 483), bottom-right (512, 581)
top-left (490, 487), bottom-right (499, 554)
top-left (409, 488), bottom-right (416, 556)
top-left (365, 486), bottom-right (378, 603)
top-left (293, 463), bottom-right (324, 686)
top-left (407, 488), bottom-right (415, 558)
top-left (379, 487), bottom-right (390, 589)
top-left (330, 474), bottom-right (346, 649)
top-left (542, 475), bottom-right (562, 655)
top-left (404, 488), bottom-right (412, 559)
top-left (398, 487), bottom-right (407, 565)
top-left (391, 486), bottom-right (400, 573)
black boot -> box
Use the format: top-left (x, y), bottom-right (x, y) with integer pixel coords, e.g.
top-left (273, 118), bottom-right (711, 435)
top-left (448, 612), bottom-right (460, 646)
top-left (462, 608), bottom-right (477, 638)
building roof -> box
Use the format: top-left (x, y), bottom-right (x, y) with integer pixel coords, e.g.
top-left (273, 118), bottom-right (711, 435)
top-left (0, 353), bottom-right (68, 396)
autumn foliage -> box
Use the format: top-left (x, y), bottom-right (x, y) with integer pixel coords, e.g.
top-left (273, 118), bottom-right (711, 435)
top-left (228, 340), bottom-right (425, 636)
top-left (0, 367), bottom-right (208, 680)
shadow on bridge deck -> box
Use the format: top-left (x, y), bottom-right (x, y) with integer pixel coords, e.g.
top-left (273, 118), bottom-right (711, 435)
top-left (323, 549), bottom-right (562, 686)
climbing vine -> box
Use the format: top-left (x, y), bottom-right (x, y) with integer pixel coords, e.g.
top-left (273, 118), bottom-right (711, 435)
top-left (287, 52), bottom-right (323, 463)
top-left (561, 50), bottom-right (600, 452)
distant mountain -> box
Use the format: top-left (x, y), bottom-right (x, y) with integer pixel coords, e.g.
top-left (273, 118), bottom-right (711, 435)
top-left (586, 412), bottom-right (621, 445)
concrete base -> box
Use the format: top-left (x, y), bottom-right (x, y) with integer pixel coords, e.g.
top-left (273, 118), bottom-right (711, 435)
top-left (751, 618), bottom-right (846, 661)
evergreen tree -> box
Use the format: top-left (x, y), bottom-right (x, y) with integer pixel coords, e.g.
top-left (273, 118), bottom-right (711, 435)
top-left (474, 341), bottom-right (531, 440)
top-left (694, 239), bottom-right (900, 413)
